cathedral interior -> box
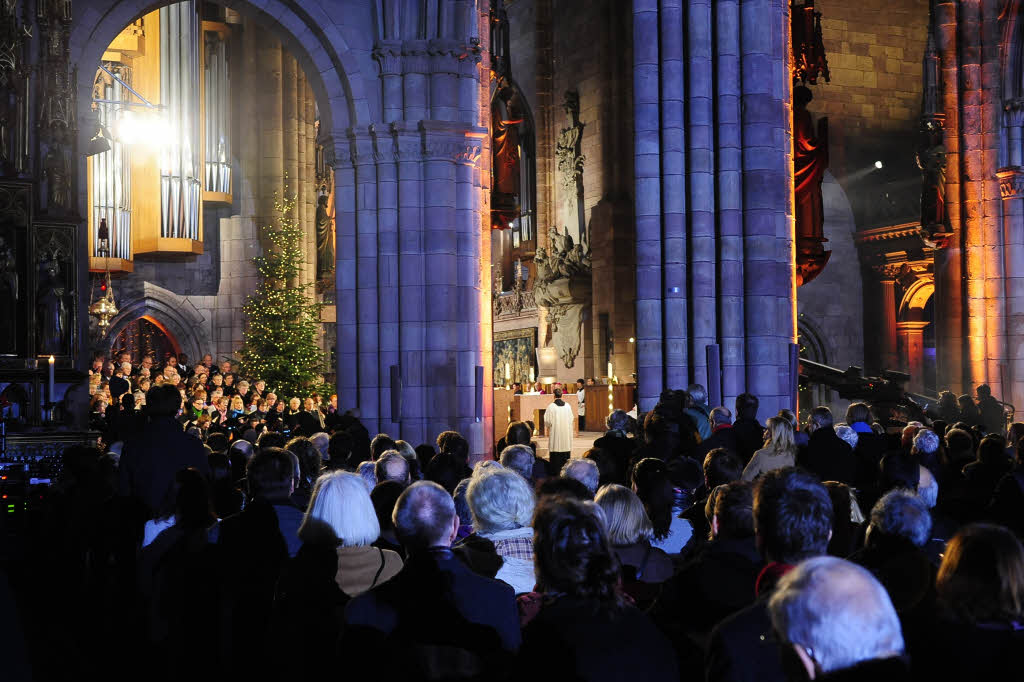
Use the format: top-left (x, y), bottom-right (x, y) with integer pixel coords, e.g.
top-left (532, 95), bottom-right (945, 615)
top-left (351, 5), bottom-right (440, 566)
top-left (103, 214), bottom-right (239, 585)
top-left (1, 0), bottom-right (1023, 460)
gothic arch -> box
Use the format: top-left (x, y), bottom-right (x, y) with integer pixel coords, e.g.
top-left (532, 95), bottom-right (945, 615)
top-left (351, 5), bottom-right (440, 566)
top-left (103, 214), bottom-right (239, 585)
top-left (899, 278), bottom-right (935, 320)
top-left (104, 291), bottom-right (208, 363)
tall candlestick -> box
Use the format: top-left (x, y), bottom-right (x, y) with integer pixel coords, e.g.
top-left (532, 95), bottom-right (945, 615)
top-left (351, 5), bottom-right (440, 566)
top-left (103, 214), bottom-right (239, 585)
top-left (504, 362), bottom-right (511, 381)
top-left (607, 361), bottom-right (613, 378)
top-left (529, 367), bottom-right (535, 383)
top-left (48, 355), bottom-right (55, 405)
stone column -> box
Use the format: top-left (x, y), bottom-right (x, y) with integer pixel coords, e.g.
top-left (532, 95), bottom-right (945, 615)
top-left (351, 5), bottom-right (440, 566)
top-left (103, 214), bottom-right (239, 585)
top-left (375, 124), bottom-right (401, 436)
top-left (880, 278), bottom-right (899, 371)
top-left (897, 321), bottom-right (930, 395)
top-left (934, 0), bottom-right (964, 394)
top-left (633, 0), bottom-right (665, 410)
top-left (999, 102), bottom-right (1024, 411)
top-left (374, 41), bottom-right (403, 123)
top-left (716, 0), bottom-right (744, 409)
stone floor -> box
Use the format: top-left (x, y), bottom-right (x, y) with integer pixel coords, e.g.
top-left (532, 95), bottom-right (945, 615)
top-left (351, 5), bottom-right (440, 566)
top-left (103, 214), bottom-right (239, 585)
top-left (533, 431), bottom-right (605, 463)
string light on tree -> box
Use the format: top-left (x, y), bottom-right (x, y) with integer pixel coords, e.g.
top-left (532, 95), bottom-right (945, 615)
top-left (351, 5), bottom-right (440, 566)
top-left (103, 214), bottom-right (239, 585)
top-left (237, 189), bottom-right (324, 398)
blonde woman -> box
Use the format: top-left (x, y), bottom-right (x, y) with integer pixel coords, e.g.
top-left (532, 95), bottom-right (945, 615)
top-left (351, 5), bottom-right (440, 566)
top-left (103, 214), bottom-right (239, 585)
top-left (742, 415), bottom-right (797, 482)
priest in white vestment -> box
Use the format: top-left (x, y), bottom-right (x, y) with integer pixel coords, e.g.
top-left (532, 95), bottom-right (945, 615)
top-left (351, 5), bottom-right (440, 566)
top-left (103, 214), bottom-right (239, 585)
top-left (544, 387), bottom-right (574, 475)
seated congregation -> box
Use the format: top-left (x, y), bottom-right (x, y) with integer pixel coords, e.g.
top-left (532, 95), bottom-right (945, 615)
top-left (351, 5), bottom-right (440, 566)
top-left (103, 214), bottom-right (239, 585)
top-left (13, 381), bottom-right (1024, 682)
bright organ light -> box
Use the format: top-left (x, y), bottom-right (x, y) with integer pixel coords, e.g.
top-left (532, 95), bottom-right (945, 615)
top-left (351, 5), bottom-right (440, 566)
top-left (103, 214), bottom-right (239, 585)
top-left (115, 110), bottom-right (170, 146)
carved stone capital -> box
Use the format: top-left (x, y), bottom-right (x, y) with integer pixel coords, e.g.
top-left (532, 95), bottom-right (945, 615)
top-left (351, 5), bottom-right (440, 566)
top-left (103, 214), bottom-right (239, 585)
top-left (1005, 99), bottom-right (1024, 128)
top-left (372, 40), bottom-right (403, 76)
top-left (998, 167), bottom-right (1024, 199)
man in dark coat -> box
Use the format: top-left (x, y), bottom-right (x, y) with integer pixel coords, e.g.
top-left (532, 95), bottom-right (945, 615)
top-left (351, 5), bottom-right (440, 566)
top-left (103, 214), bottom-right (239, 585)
top-left (797, 406), bottom-right (856, 485)
top-left (695, 406), bottom-right (741, 461)
top-left (342, 481), bottom-right (521, 679)
top-left (654, 481), bottom-right (762, 655)
top-left (118, 384), bottom-right (209, 517)
top-left (731, 393), bottom-right (764, 465)
top-left (218, 447), bottom-right (305, 677)
top-left (706, 468), bottom-right (833, 682)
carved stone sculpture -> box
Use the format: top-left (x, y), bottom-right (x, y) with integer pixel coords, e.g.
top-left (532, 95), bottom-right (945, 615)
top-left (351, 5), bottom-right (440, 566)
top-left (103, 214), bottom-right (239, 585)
top-left (36, 255), bottom-right (67, 355)
top-left (0, 232), bottom-right (17, 353)
top-left (533, 226), bottom-right (591, 368)
top-left (315, 193), bottom-right (334, 280)
top-left (793, 85), bottom-right (830, 286)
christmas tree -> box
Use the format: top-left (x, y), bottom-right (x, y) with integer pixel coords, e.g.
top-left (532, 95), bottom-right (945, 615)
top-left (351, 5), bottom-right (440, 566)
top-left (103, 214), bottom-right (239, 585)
top-left (238, 191), bottom-right (323, 398)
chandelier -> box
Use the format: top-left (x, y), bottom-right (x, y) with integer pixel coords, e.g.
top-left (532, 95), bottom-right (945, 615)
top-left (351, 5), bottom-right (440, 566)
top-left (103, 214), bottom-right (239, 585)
top-left (88, 217), bottom-right (119, 333)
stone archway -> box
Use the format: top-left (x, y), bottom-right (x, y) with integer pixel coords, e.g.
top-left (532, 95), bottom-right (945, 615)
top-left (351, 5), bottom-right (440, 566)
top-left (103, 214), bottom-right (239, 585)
top-left (104, 289), bottom-right (209, 363)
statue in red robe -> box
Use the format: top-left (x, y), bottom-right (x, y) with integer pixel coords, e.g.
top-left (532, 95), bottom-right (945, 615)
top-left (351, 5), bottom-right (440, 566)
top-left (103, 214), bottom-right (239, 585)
top-left (793, 85), bottom-right (830, 286)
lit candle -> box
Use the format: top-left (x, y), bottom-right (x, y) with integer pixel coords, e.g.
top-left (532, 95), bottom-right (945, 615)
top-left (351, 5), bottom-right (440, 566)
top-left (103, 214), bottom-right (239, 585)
top-left (504, 362), bottom-right (511, 381)
top-left (607, 361), bottom-right (613, 378)
top-left (48, 355), bottom-right (55, 405)
top-left (529, 367), bottom-right (535, 383)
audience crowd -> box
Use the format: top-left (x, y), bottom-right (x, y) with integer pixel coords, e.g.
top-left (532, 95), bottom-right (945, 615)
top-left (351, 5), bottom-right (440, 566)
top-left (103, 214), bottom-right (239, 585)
top-left (7, 356), bottom-right (1024, 681)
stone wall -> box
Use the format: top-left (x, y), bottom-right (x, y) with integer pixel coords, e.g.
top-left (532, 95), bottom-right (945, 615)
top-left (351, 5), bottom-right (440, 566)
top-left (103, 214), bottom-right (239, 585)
top-left (805, 0), bottom-right (930, 229)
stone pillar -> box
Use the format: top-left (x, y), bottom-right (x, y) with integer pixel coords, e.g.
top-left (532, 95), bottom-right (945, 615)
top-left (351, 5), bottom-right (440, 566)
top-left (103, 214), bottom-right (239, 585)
top-left (632, 0), bottom-right (794, 415)
top-left (716, 0), bottom-right (745, 409)
top-left (375, 124), bottom-right (401, 436)
top-left (897, 321), bottom-right (929, 395)
top-left (933, 0), bottom-right (964, 394)
top-left (999, 99), bottom-right (1024, 410)
top-left (374, 41), bottom-right (403, 123)
top-left (880, 278), bottom-right (899, 372)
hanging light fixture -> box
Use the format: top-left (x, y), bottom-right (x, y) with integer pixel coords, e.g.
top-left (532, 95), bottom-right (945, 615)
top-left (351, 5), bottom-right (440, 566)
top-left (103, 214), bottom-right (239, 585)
top-left (89, 217), bottom-right (119, 333)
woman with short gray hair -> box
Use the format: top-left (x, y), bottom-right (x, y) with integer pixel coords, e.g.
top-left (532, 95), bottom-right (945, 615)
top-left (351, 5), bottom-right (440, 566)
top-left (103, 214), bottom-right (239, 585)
top-left (466, 467), bottom-right (537, 594)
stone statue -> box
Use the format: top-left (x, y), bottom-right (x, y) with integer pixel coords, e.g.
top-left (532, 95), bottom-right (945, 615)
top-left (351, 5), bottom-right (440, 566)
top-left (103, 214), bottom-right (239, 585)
top-left (36, 255), bottom-right (67, 355)
top-left (556, 92), bottom-right (585, 197)
top-left (793, 85), bottom-right (830, 287)
top-left (43, 148), bottom-right (71, 210)
top-left (315, 193), bottom-right (334, 280)
top-left (0, 233), bottom-right (17, 353)
top-left (916, 118), bottom-right (947, 236)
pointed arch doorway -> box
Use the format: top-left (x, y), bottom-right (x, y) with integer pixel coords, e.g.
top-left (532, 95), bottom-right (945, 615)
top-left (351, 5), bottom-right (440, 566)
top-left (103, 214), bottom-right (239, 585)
top-left (110, 316), bottom-right (181, 365)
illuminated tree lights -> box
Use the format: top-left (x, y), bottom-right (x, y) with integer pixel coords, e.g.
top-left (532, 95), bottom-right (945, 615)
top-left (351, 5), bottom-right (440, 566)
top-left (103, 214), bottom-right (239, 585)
top-left (238, 191), bottom-right (323, 397)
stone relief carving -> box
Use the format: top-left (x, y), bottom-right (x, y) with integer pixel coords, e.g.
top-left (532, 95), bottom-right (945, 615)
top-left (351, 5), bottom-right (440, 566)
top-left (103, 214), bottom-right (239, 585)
top-left (534, 226), bottom-right (591, 368)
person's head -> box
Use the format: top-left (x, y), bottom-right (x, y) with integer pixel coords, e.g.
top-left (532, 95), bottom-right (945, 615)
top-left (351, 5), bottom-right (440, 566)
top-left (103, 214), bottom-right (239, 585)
top-left (844, 402), bottom-right (873, 426)
top-left (736, 392), bottom-right (759, 421)
top-left (754, 468), bottom-right (833, 564)
top-left (532, 496), bottom-right (621, 604)
top-left (368, 433), bottom-right (396, 460)
top-left (710, 406), bottom-right (733, 428)
top-left (916, 465), bottom-right (938, 509)
top-left (146, 384), bottom-right (183, 418)
top-left (764, 415), bottom-right (796, 454)
top-left (393, 481), bottom-right (459, 551)
top-left (977, 434), bottom-right (1009, 467)
top-left (375, 450), bottom-right (411, 486)
top-left (944, 428), bottom-right (975, 462)
top-left (371, 480), bottom-right (405, 536)
top-left (713, 481), bottom-right (755, 539)
top-left (977, 384), bottom-right (992, 399)
top-left (704, 448), bottom-right (743, 490)
top-left (436, 431), bottom-right (470, 466)
top-left (256, 430), bottom-right (287, 450)
top-left (504, 420), bottom-right (533, 446)
top-left (287, 397), bottom-right (300, 411)
top-left (309, 432), bottom-right (330, 461)
top-left (687, 383), bottom-right (707, 405)
top-left (606, 409), bottom-right (632, 433)
top-left (553, 387), bottom-right (563, 399)
top-left (219, 359), bottom-right (232, 375)
top-left (356, 461), bottom-right (377, 491)
top-left (425, 452), bottom-right (465, 495)
top-left (499, 444), bottom-right (535, 482)
top-left (298, 471), bottom-right (380, 547)
top-left (576, 378), bottom-right (584, 390)
top-left (630, 457), bottom-right (675, 539)
top-left (246, 447), bottom-right (295, 502)
top-left (1007, 422), bottom-right (1024, 450)
top-left (807, 406), bottom-right (834, 433)
top-left (937, 523), bottom-right (1024, 625)
top-left (229, 395), bottom-right (244, 412)
top-left (957, 394), bottom-right (974, 410)
top-left (302, 397), bottom-right (314, 411)
top-left (169, 467), bottom-right (217, 530)
top-left (911, 428), bottom-right (939, 459)
top-left (467, 467), bottom-right (535, 534)
top-left (286, 436), bottom-right (322, 487)
top-left (228, 438), bottom-right (254, 461)
top-left (594, 484), bottom-right (653, 546)
top-left (832, 426), bottom-right (859, 454)
top-left (327, 430), bottom-right (354, 467)
top-left (879, 452), bottom-right (920, 493)
top-left (561, 458), bottom-right (600, 493)
top-left (866, 489), bottom-right (932, 549)
top-left (769, 557), bottom-right (904, 679)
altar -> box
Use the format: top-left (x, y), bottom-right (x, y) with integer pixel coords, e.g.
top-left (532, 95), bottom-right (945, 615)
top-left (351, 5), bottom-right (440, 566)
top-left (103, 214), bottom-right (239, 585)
top-left (493, 390), bottom-right (580, 442)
